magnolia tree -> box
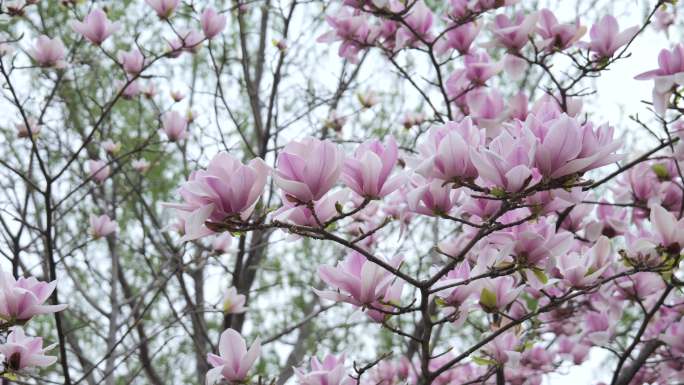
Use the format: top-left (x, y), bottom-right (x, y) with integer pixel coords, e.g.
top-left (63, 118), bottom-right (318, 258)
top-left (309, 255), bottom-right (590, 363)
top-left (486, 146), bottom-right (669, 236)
top-left (1, 0), bottom-right (684, 384)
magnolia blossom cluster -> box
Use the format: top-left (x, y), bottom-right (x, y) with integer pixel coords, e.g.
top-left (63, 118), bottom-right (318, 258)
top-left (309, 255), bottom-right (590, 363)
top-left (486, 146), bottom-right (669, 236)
top-left (168, 46), bottom-right (684, 384)
top-left (11, 0), bottom-right (684, 383)
top-left (170, 97), bottom-right (621, 241)
top-left (177, 98), bottom-right (683, 383)
top-left (0, 270), bottom-right (67, 375)
top-left (318, 1), bottom-right (636, 64)
top-left (25, 4), bottom-right (226, 117)
top-left (635, 43), bottom-right (684, 114)
top-left (316, 1), bottom-right (643, 134)
top-left (175, 1), bottom-right (684, 379)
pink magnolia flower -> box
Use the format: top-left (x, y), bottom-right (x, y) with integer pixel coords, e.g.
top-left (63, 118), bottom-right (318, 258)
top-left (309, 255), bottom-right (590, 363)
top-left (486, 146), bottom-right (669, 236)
top-left (575, 122), bottom-right (622, 172)
top-left (450, 0), bottom-right (516, 17)
top-left (503, 53), bottom-right (528, 80)
top-left (558, 202), bottom-right (593, 233)
top-left (274, 39), bottom-right (288, 52)
top-left (623, 230), bottom-right (661, 267)
top-left (377, 19), bottom-right (399, 45)
top-left (166, 152), bottom-right (269, 241)
top-left (89, 214), bottom-right (117, 239)
top-left (120, 80), bottom-right (141, 99)
top-left (371, 358), bottom-right (410, 385)
top-left (483, 331), bottom-right (521, 365)
top-left (342, 136), bottom-right (405, 199)
top-left (528, 114), bottom-right (582, 177)
top-left (465, 88), bottom-right (505, 130)
top-left (571, 343), bottom-right (591, 365)
top-left (491, 11), bottom-right (539, 51)
top-left (161, 110), bottom-right (188, 141)
top-left (653, 9), bottom-right (675, 33)
top-left (30, 35), bottom-right (65, 67)
top-left (201, 7), bottom-right (227, 39)
top-left (146, 0), bottom-right (180, 19)
top-left (102, 139), bottom-right (121, 155)
top-left (490, 215), bottom-right (573, 268)
top-left (435, 21), bottom-right (481, 56)
top-left (273, 190), bottom-right (348, 228)
top-left (528, 93), bottom-right (583, 118)
top-left (445, 69), bottom-right (471, 109)
top-left (525, 114), bottom-right (621, 179)
top-left (87, 159), bottom-right (110, 183)
top-left (521, 345), bottom-right (554, 371)
top-left (222, 287), bottom-right (247, 314)
top-left (584, 15), bottom-right (638, 58)
top-left (460, 194), bottom-right (502, 219)
top-left (536, 9), bottom-right (585, 50)
top-left (370, 93), bottom-right (393, 109)
top-left (406, 177), bottom-right (459, 216)
top-left (71, 9), bottom-right (119, 45)
top-left (583, 311), bottom-right (615, 345)
top-left (131, 158), bottom-right (150, 173)
top-left (171, 208), bottom-right (213, 241)
top-left (478, 276), bottom-right (522, 312)
top-left (415, 118), bottom-right (483, 182)
top-left (0, 270), bottom-right (67, 321)
top-left (557, 236), bottom-right (612, 287)
top-left (168, 30), bottom-right (204, 56)
top-left (616, 162), bottom-right (660, 207)
top-left (382, 187), bottom-right (414, 231)
top-left (402, 111), bottom-right (426, 129)
top-left (435, 262), bottom-right (475, 307)
top-left (470, 130), bottom-right (536, 192)
top-left (615, 272), bottom-right (665, 300)
top-left (206, 329), bottom-right (260, 385)
top-left (342, 0), bottom-right (388, 9)
top-left (463, 51), bottom-right (502, 84)
top-left (326, 110), bottom-right (347, 132)
top-left (662, 321), bottom-right (684, 355)
top-left (212, 233), bottom-right (232, 252)
top-left (357, 90), bottom-right (379, 109)
top-left (395, 1), bottom-right (434, 48)
top-left (659, 179), bottom-right (684, 214)
top-left (274, 137), bottom-right (344, 202)
top-left (0, 328), bottom-right (56, 371)
top-left (635, 44), bottom-right (684, 114)
top-left (448, 0), bottom-right (470, 19)
top-left (143, 82), bottom-right (157, 98)
top-left (118, 49), bottom-right (144, 75)
top-left (170, 89), bottom-right (185, 102)
top-left (294, 354), bottom-right (353, 385)
top-left (316, 251), bottom-right (404, 322)
top-left (592, 200), bottom-right (628, 238)
top-left (509, 91), bottom-right (529, 120)
top-left (318, 11), bottom-right (379, 63)
top-left (649, 204), bottom-right (684, 251)
top-left (470, 0), bottom-right (518, 12)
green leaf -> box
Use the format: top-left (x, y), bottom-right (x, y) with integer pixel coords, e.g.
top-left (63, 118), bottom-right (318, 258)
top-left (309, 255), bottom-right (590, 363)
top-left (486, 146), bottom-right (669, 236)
top-left (490, 187), bottom-right (506, 198)
top-left (524, 295), bottom-right (539, 312)
top-left (471, 356), bottom-right (497, 366)
top-left (479, 288), bottom-right (497, 313)
top-left (652, 163), bottom-right (671, 180)
top-left (531, 268), bottom-right (549, 284)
